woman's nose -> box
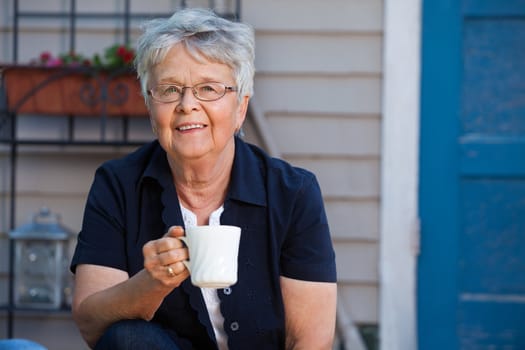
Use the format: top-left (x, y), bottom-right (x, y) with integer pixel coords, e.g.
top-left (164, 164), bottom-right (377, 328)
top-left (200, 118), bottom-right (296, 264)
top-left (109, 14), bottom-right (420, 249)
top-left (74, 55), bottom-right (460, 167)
top-left (176, 87), bottom-right (199, 113)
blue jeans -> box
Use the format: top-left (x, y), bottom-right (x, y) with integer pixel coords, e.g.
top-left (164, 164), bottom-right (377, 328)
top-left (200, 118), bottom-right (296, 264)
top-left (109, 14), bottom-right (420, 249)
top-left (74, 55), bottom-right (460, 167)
top-left (0, 339), bottom-right (47, 350)
top-left (95, 319), bottom-right (187, 350)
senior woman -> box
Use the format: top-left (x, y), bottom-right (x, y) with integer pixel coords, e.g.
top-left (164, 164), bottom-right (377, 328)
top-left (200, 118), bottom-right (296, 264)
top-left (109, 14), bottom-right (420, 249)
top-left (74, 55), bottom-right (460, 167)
top-left (70, 8), bottom-right (336, 350)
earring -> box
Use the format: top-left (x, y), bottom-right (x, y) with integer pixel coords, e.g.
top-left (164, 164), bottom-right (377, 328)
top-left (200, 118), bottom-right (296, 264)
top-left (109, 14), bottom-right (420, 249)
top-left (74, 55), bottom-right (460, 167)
top-left (235, 127), bottom-right (245, 138)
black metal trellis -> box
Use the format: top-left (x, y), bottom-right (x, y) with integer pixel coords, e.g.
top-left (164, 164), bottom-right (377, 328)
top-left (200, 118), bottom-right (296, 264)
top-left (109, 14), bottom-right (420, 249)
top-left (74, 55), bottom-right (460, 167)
top-left (12, 0), bottom-right (241, 63)
top-left (2, 0), bottom-right (240, 338)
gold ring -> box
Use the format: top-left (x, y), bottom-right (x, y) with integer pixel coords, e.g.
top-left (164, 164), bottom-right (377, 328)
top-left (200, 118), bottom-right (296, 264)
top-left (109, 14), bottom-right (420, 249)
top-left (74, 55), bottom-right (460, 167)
top-left (167, 266), bottom-right (175, 277)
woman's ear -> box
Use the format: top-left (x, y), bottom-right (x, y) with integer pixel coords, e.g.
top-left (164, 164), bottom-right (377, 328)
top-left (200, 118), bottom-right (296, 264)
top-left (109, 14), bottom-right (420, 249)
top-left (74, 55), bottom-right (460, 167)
top-left (236, 95), bottom-right (250, 130)
top-left (150, 117), bottom-right (158, 136)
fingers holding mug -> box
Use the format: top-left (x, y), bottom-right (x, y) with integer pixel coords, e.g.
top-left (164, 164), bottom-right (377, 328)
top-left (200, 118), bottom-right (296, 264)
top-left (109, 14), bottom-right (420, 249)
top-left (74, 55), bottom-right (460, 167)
top-left (143, 234), bottom-right (189, 286)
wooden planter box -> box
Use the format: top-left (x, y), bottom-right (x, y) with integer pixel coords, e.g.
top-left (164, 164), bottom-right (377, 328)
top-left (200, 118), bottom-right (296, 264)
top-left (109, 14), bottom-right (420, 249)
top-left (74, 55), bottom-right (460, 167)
top-left (1, 66), bottom-right (148, 117)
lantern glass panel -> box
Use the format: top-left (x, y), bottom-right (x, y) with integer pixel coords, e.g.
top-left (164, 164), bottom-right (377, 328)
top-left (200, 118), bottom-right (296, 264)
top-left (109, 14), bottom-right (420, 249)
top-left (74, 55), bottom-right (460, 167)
top-left (9, 208), bottom-right (74, 310)
top-left (14, 240), bottom-right (64, 309)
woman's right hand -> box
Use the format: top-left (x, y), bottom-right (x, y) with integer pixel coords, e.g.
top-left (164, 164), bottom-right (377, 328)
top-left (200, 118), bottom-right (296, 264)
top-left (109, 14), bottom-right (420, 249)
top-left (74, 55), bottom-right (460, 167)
top-left (72, 226), bottom-right (190, 347)
top-left (142, 225), bottom-right (190, 288)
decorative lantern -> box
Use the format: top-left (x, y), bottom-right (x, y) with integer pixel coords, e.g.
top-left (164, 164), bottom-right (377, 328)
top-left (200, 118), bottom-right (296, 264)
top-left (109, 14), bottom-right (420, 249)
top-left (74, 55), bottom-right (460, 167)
top-left (8, 207), bottom-right (74, 309)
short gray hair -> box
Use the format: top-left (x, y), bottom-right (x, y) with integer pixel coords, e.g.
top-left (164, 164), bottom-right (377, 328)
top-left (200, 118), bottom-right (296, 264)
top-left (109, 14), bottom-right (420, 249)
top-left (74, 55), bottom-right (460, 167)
top-left (134, 8), bottom-right (255, 104)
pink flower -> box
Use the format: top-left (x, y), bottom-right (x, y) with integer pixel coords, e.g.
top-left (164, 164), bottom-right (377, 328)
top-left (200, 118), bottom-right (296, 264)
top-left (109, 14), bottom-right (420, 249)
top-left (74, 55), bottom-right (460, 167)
top-left (40, 51), bottom-right (52, 63)
top-left (45, 58), bottom-right (64, 67)
top-left (32, 44), bottom-right (134, 69)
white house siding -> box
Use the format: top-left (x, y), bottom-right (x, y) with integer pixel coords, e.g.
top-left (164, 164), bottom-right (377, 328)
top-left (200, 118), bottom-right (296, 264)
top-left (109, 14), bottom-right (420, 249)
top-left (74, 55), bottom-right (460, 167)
top-left (0, 0), bottom-right (384, 348)
top-left (243, 0), bottom-right (383, 327)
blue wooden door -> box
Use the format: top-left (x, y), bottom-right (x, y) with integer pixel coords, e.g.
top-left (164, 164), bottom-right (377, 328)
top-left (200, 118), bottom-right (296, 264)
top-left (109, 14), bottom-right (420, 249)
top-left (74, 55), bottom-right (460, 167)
top-left (418, 0), bottom-right (525, 349)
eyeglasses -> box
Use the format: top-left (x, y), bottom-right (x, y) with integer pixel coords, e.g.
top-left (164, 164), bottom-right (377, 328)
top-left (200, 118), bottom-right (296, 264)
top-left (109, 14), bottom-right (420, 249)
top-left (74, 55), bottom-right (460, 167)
top-left (148, 82), bottom-right (237, 103)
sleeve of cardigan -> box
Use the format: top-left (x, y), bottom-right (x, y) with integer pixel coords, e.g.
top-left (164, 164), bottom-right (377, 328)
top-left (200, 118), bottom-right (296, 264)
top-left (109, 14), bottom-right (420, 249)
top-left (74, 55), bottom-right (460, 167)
top-left (279, 173), bottom-right (337, 282)
top-left (70, 163), bottom-right (128, 273)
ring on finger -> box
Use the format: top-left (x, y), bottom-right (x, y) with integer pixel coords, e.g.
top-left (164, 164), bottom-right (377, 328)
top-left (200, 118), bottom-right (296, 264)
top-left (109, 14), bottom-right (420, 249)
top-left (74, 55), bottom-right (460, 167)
top-left (167, 265), bottom-right (175, 277)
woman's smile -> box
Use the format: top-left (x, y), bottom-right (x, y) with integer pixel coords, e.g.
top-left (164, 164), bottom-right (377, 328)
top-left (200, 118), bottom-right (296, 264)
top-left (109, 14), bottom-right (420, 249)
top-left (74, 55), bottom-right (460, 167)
top-left (176, 123), bottom-right (207, 132)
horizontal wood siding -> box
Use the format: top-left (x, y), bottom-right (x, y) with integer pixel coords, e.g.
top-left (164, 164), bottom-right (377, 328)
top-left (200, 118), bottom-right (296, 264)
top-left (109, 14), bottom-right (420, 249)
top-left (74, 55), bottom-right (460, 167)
top-left (244, 0), bottom-right (383, 325)
top-left (325, 199), bottom-right (379, 241)
top-left (267, 114), bottom-right (380, 156)
top-left (255, 33), bottom-right (382, 74)
top-left (255, 76), bottom-right (381, 114)
top-left (244, 0), bottom-right (382, 32)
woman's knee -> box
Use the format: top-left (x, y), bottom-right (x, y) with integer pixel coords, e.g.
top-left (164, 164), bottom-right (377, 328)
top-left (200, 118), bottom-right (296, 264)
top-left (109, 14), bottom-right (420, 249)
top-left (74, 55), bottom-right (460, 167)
top-left (95, 319), bottom-right (180, 350)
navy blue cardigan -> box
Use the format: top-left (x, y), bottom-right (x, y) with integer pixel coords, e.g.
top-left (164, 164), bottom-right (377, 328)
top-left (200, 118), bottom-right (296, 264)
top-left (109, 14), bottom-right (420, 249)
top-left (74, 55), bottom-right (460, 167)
top-left (71, 137), bottom-right (337, 349)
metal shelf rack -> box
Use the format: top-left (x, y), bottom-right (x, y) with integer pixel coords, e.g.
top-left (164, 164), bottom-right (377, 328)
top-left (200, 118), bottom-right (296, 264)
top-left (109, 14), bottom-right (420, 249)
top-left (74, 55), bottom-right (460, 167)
top-left (1, 0), bottom-right (240, 338)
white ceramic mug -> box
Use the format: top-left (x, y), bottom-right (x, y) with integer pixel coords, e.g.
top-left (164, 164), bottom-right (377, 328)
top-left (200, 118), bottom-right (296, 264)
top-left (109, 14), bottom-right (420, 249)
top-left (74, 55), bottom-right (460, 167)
top-left (179, 225), bottom-right (241, 288)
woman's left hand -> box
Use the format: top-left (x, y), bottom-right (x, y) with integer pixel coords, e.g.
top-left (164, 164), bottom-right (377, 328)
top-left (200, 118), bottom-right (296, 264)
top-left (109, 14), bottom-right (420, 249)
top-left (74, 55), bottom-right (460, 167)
top-left (143, 225), bottom-right (190, 288)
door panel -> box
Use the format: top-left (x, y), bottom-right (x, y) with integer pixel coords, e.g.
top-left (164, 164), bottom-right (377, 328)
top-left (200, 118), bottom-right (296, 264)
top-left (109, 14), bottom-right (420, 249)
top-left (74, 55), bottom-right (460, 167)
top-left (460, 179), bottom-right (525, 293)
top-left (462, 19), bottom-right (525, 137)
top-left (457, 10), bottom-right (525, 348)
top-left (419, 0), bottom-right (525, 349)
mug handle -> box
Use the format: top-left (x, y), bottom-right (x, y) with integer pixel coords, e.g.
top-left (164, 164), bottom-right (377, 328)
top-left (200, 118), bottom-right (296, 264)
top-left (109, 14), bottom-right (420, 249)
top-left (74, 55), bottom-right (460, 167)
top-left (178, 236), bottom-right (191, 273)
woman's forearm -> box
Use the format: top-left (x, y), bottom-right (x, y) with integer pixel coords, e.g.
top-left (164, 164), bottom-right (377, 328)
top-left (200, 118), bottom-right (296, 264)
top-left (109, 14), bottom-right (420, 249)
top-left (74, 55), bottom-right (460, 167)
top-left (73, 269), bottom-right (173, 348)
top-left (281, 277), bottom-right (337, 350)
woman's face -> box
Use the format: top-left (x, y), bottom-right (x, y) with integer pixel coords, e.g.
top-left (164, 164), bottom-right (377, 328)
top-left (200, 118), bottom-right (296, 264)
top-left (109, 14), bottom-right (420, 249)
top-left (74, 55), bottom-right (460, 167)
top-left (147, 43), bottom-right (249, 164)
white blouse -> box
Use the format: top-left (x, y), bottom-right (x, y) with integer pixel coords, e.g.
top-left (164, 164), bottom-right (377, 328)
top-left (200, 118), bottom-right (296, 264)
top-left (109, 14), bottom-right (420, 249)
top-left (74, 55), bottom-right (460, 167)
top-left (180, 204), bottom-right (229, 350)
